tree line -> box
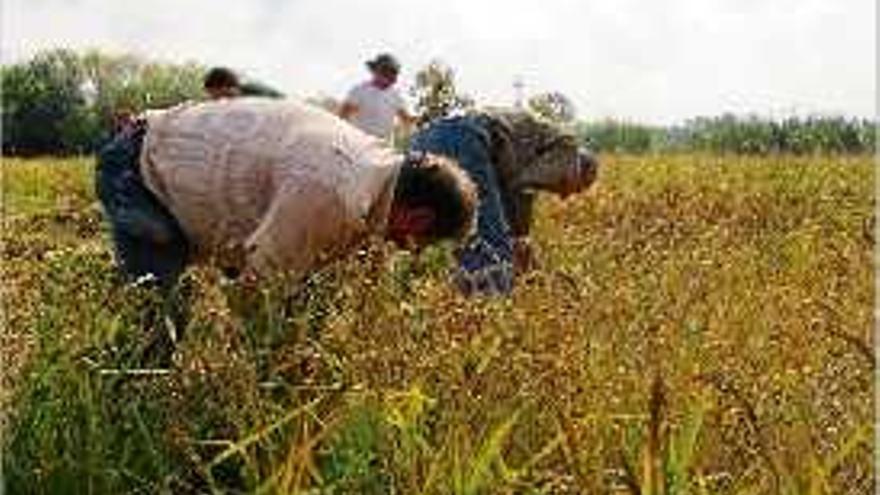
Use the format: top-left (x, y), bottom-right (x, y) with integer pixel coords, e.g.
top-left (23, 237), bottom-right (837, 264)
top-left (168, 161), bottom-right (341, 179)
top-left (2, 49), bottom-right (875, 156)
top-left (2, 49), bottom-right (205, 156)
top-left (576, 114), bottom-right (877, 155)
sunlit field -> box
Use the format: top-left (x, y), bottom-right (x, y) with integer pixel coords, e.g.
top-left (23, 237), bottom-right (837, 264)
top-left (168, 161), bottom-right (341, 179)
top-left (1, 154), bottom-right (873, 494)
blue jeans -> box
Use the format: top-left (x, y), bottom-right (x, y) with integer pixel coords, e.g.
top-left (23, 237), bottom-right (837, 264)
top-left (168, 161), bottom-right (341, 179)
top-left (410, 116), bottom-right (514, 295)
top-left (95, 126), bottom-right (190, 290)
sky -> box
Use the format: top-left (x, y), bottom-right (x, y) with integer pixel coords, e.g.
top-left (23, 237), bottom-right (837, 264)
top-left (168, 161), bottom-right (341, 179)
top-left (3, 0), bottom-right (876, 124)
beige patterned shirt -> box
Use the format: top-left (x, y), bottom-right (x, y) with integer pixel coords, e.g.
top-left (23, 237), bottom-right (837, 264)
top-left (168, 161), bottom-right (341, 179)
top-left (140, 98), bottom-right (401, 279)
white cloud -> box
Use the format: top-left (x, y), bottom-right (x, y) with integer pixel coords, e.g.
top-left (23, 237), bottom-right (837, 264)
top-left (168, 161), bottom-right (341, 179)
top-left (3, 0), bottom-right (874, 123)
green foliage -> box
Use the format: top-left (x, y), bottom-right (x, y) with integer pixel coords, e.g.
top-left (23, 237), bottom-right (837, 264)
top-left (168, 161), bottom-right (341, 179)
top-left (319, 403), bottom-right (389, 494)
top-left (2, 49), bottom-right (87, 155)
top-left (410, 60), bottom-right (475, 125)
top-left (578, 114), bottom-right (877, 155)
top-left (3, 247), bottom-right (179, 493)
top-left (686, 114), bottom-right (878, 155)
top-left (458, 410), bottom-right (521, 495)
top-left (527, 92), bottom-right (577, 124)
top-left (2, 49), bottom-right (205, 156)
top-left (578, 119), bottom-right (661, 153)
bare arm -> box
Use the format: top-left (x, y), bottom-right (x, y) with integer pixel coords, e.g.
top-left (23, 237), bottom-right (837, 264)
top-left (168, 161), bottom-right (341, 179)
top-left (397, 109), bottom-right (417, 128)
top-left (338, 101), bottom-right (358, 121)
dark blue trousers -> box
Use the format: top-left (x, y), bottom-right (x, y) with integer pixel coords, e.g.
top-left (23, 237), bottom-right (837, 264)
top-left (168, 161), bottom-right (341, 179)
top-left (95, 126), bottom-right (190, 290)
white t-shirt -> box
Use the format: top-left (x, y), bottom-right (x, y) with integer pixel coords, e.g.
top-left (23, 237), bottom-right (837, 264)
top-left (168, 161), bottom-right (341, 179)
top-left (344, 81), bottom-right (407, 139)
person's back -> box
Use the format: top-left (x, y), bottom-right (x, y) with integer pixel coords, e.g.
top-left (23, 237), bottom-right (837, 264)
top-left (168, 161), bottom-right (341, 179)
top-left (409, 109), bottom-right (598, 294)
top-left (95, 97), bottom-right (479, 365)
top-left (141, 97), bottom-right (399, 277)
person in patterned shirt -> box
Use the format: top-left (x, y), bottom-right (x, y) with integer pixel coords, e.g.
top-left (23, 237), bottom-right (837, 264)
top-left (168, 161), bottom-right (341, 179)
top-left (409, 108), bottom-right (598, 295)
top-left (95, 98), bottom-right (477, 291)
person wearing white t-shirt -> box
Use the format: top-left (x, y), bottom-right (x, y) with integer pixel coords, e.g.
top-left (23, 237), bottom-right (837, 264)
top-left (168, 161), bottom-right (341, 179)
top-left (339, 53), bottom-right (416, 140)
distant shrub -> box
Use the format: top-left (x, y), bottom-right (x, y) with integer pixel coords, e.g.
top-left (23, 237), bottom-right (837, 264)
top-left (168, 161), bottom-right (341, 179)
top-left (577, 120), bottom-right (663, 154)
top-left (578, 114), bottom-right (877, 155)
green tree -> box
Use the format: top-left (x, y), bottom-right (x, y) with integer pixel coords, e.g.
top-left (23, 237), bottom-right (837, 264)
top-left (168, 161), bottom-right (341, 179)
top-left (2, 49), bottom-right (88, 155)
top-left (527, 91), bottom-right (577, 124)
top-left (79, 50), bottom-right (204, 126)
top-left (2, 49), bottom-right (205, 155)
top-left (577, 119), bottom-right (658, 153)
top-left (410, 60), bottom-right (474, 125)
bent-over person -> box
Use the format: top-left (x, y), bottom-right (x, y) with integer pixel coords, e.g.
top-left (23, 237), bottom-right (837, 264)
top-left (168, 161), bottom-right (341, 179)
top-left (409, 108), bottom-right (598, 295)
top-left (96, 98), bottom-right (477, 292)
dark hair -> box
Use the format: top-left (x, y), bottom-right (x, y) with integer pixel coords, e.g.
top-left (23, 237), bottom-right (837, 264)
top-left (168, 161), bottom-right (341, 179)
top-left (203, 67), bottom-right (240, 90)
top-left (366, 53), bottom-right (401, 75)
top-left (393, 153), bottom-right (477, 241)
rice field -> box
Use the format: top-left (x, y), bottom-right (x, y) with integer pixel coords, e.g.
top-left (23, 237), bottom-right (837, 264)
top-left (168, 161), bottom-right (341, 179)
top-left (1, 154), bottom-right (874, 494)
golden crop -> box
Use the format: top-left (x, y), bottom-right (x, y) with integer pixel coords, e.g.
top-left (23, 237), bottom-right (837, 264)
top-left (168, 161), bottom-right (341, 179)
top-left (1, 154), bottom-right (873, 494)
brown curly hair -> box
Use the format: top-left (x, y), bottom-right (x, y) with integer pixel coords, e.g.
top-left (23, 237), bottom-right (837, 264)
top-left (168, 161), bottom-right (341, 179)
top-left (393, 152), bottom-right (478, 241)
